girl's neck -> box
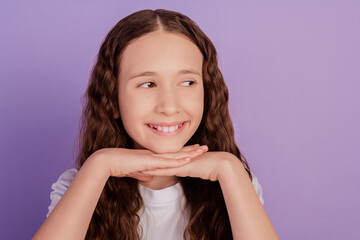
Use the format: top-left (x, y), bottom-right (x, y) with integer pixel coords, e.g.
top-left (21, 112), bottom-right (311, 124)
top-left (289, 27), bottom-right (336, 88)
top-left (138, 176), bottom-right (180, 190)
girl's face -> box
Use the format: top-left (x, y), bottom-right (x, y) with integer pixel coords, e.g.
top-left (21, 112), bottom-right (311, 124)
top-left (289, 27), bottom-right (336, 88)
top-left (116, 30), bottom-right (204, 153)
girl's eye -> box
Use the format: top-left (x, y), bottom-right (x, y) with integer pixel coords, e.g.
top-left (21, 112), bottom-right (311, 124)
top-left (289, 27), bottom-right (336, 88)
top-left (180, 80), bottom-right (196, 86)
top-left (138, 80), bottom-right (197, 88)
top-left (138, 82), bottom-right (156, 88)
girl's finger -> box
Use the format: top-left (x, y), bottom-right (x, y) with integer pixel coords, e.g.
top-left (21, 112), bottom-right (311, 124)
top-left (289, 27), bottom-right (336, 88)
top-left (152, 146), bottom-right (207, 160)
top-left (180, 144), bottom-right (208, 153)
top-left (126, 172), bottom-right (153, 181)
top-left (141, 167), bottom-right (186, 177)
top-left (146, 146), bottom-right (205, 171)
top-left (129, 171), bottom-right (153, 177)
top-left (145, 156), bottom-right (192, 170)
top-left (179, 144), bottom-right (200, 152)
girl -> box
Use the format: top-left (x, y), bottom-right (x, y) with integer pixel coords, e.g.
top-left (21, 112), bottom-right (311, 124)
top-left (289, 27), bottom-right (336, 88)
top-left (33, 9), bottom-right (279, 240)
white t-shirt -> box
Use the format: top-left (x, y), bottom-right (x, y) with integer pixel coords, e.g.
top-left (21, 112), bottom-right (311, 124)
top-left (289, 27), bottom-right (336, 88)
top-left (46, 168), bottom-right (264, 239)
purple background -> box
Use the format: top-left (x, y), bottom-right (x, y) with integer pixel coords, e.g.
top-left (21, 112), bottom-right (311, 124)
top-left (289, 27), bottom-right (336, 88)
top-left (1, 1), bottom-right (359, 239)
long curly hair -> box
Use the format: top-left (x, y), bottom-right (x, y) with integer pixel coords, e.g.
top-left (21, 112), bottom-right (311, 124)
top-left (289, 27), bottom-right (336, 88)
top-left (74, 9), bottom-right (252, 240)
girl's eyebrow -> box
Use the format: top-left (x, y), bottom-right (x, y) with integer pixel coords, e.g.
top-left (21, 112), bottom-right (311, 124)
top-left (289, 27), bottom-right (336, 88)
top-left (128, 69), bottom-right (201, 81)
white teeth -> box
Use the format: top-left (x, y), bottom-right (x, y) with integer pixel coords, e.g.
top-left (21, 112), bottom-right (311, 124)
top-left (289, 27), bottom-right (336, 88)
top-left (148, 122), bottom-right (184, 133)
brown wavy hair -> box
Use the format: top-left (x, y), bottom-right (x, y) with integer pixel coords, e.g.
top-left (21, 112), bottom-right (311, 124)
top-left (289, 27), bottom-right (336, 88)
top-left (74, 9), bottom-right (253, 240)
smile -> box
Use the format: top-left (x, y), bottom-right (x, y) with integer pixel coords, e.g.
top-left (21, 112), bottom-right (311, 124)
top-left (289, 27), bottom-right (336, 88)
top-left (145, 122), bottom-right (187, 136)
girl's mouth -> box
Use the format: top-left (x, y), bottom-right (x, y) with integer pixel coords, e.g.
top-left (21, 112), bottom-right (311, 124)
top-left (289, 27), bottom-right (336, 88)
top-left (146, 122), bottom-right (187, 136)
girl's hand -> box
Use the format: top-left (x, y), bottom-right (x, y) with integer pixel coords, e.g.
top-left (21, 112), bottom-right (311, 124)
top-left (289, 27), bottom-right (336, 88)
top-left (95, 144), bottom-right (207, 181)
top-left (125, 144), bottom-right (206, 181)
top-left (140, 148), bottom-right (232, 182)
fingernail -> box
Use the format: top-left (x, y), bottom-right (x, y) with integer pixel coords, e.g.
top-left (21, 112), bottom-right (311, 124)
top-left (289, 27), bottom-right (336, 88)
top-left (196, 149), bottom-right (203, 153)
top-left (201, 145), bottom-right (208, 149)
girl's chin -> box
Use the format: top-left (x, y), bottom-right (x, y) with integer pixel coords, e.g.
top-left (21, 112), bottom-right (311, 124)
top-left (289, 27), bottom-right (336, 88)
top-left (151, 147), bottom-right (181, 154)
top-left (131, 140), bottom-right (185, 153)
top-left (146, 144), bottom-right (184, 154)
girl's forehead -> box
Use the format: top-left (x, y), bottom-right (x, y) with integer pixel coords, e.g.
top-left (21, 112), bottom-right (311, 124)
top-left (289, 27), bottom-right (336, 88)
top-left (119, 31), bottom-right (203, 81)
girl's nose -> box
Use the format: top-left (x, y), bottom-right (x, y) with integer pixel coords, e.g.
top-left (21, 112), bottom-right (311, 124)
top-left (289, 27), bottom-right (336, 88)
top-left (154, 88), bottom-right (180, 116)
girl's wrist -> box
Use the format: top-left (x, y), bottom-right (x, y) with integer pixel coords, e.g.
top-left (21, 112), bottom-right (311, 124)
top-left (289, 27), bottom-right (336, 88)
top-left (86, 149), bottom-right (112, 179)
top-left (217, 153), bottom-right (247, 183)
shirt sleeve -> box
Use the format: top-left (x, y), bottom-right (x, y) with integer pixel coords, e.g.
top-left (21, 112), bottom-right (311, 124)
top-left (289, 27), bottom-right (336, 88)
top-left (46, 168), bottom-right (79, 218)
top-left (251, 172), bottom-right (264, 205)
